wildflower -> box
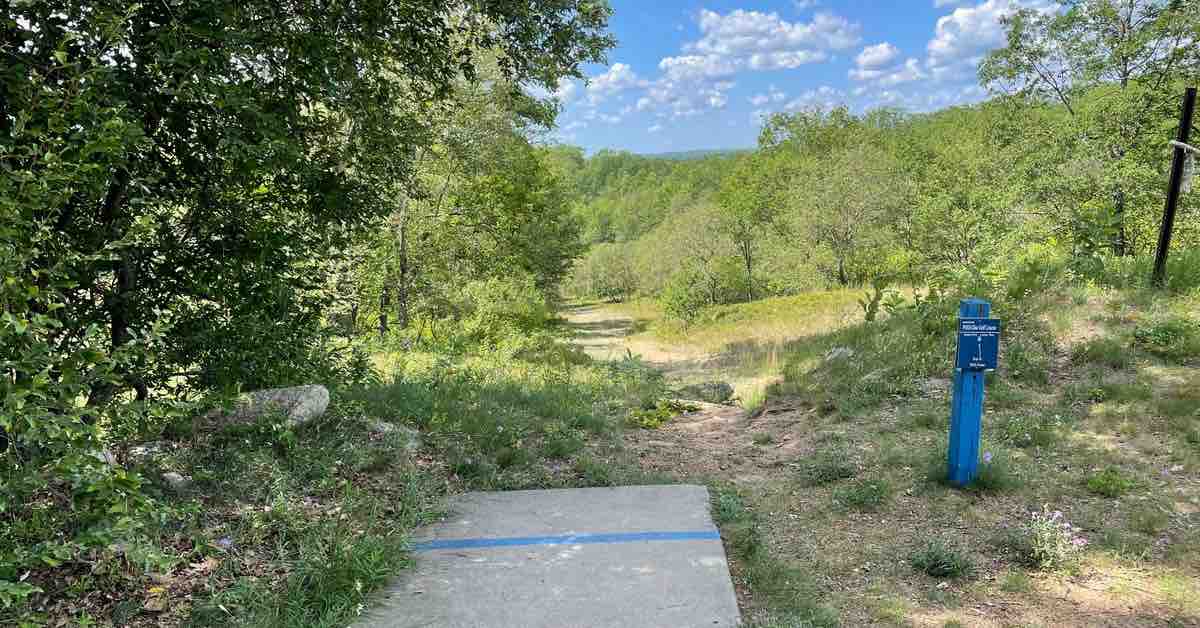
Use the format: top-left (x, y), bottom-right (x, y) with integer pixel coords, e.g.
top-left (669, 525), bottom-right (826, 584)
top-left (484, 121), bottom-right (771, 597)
top-left (216, 536), bottom-right (233, 550)
top-left (983, 451), bottom-right (993, 464)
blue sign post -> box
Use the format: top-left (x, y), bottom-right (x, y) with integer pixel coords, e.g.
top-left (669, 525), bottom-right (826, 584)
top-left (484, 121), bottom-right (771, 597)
top-left (947, 298), bottom-right (1000, 488)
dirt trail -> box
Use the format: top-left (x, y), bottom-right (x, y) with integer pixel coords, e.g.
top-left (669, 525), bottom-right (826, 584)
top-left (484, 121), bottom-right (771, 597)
top-left (563, 303), bottom-right (800, 484)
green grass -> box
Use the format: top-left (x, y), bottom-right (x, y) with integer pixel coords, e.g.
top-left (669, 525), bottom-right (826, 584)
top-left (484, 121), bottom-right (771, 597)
top-left (910, 539), bottom-right (975, 579)
top-left (710, 486), bottom-right (838, 627)
top-left (798, 447), bottom-right (858, 486)
top-left (832, 478), bottom-right (892, 511)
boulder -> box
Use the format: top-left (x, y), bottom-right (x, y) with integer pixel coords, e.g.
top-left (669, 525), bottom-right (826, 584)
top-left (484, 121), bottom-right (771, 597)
top-left (675, 381), bottom-right (735, 405)
top-left (368, 421), bottom-right (422, 452)
top-left (161, 472), bottom-right (191, 492)
top-left (824, 347), bottom-right (855, 362)
top-left (209, 385), bottom-right (330, 427)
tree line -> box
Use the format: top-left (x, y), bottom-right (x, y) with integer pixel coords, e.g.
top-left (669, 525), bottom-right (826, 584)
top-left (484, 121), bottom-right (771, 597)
top-left (566, 0), bottom-right (1200, 320)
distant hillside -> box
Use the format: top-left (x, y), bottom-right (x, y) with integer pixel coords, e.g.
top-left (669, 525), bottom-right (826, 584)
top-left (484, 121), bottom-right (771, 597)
top-left (640, 149), bottom-right (749, 161)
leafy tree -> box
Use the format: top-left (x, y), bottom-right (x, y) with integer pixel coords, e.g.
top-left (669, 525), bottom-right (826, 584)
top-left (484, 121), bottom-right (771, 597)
top-left (980, 0), bottom-right (1200, 256)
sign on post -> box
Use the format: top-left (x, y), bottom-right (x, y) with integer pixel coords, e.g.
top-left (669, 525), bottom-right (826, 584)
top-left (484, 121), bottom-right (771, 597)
top-left (947, 299), bottom-right (1000, 488)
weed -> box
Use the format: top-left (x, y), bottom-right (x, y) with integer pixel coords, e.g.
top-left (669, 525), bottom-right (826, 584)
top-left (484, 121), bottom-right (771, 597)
top-left (626, 399), bottom-right (697, 429)
top-left (1071, 337), bottom-right (1132, 369)
top-left (752, 433), bottom-right (775, 445)
top-left (1000, 570), bottom-right (1033, 593)
top-left (1086, 466), bottom-right (1135, 498)
top-left (910, 539), bottom-right (975, 579)
top-left (1001, 506), bottom-right (1088, 570)
top-left (1133, 316), bottom-right (1200, 362)
top-left (1130, 503), bottom-right (1171, 536)
top-left (832, 478), bottom-right (892, 511)
top-left (973, 451), bottom-right (1021, 492)
top-left (994, 413), bottom-right (1064, 449)
top-left (798, 448), bottom-right (857, 486)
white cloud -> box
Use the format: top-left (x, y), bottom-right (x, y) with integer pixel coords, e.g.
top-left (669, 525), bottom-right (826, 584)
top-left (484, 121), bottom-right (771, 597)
top-left (649, 124), bottom-right (664, 133)
top-left (794, 0), bottom-right (818, 10)
top-left (554, 79), bottom-right (579, 103)
top-left (878, 58), bottom-right (927, 86)
top-left (636, 96), bottom-right (653, 111)
top-left (749, 85), bottom-right (787, 106)
top-left (562, 120), bottom-right (586, 131)
top-left (926, 0), bottom-right (1053, 79)
top-left (856, 42), bottom-right (900, 70)
top-left (689, 9), bottom-right (861, 57)
top-left (934, 0), bottom-right (968, 6)
top-left (658, 54), bottom-right (738, 82)
top-left (747, 49), bottom-right (827, 70)
top-left (784, 85), bottom-right (846, 111)
top-left (586, 63), bottom-right (644, 103)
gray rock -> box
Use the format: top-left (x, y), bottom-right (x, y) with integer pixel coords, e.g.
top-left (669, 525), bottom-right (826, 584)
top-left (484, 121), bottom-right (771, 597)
top-left (676, 381), bottom-right (735, 405)
top-left (368, 421), bottom-right (422, 452)
top-left (129, 441), bottom-right (168, 461)
top-left (161, 472), bottom-right (190, 491)
top-left (210, 384), bottom-right (330, 427)
top-left (90, 449), bottom-right (116, 466)
top-left (824, 347), bottom-right (855, 362)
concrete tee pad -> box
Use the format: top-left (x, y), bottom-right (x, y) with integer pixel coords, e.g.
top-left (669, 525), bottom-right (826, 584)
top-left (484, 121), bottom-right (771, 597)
top-left (358, 485), bottom-right (741, 628)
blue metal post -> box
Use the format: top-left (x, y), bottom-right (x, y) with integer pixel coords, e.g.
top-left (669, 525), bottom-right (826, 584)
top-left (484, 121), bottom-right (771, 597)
top-left (947, 298), bottom-right (990, 487)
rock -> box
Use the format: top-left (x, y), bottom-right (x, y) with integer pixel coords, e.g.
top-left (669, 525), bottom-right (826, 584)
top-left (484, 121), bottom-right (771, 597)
top-left (675, 381), bottom-right (735, 404)
top-left (824, 347), bottom-right (855, 362)
top-left (368, 421), bottom-right (421, 452)
top-left (209, 384), bottom-right (330, 427)
top-left (161, 472), bottom-right (190, 492)
top-left (90, 449), bottom-right (116, 466)
top-left (129, 441), bottom-right (168, 462)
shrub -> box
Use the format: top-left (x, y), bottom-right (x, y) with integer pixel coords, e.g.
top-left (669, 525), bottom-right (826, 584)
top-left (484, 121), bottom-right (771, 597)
top-left (660, 269), bottom-right (710, 324)
top-left (1086, 466), bottom-right (1135, 498)
top-left (910, 539), bottom-right (975, 579)
top-left (1002, 506), bottom-right (1088, 569)
top-left (833, 479), bottom-right (892, 511)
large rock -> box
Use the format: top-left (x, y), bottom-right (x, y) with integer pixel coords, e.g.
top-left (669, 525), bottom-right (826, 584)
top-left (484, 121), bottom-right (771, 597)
top-left (210, 385), bottom-right (330, 427)
top-left (675, 381), bottom-right (735, 405)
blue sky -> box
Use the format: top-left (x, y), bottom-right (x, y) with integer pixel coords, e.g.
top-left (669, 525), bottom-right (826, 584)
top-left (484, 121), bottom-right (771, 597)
top-left (549, 0), bottom-right (1050, 153)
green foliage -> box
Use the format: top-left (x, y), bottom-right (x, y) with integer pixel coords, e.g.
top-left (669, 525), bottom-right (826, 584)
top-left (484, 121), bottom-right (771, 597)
top-left (626, 400), bottom-right (697, 430)
top-left (1072, 337), bottom-right (1133, 369)
top-left (832, 478), bottom-right (892, 511)
top-left (1133, 316), bottom-right (1200, 362)
top-left (910, 539), bottom-right (975, 579)
top-left (1086, 466), bottom-right (1136, 498)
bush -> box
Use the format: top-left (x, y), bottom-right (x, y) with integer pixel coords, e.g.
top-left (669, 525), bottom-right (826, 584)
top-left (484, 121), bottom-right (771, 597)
top-left (1071, 337), bottom-right (1132, 369)
top-left (626, 399), bottom-right (697, 429)
top-left (1086, 466), bottom-right (1135, 498)
top-left (1002, 506), bottom-right (1088, 569)
top-left (910, 539), bottom-right (975, 579)
top-left (660, 270), bottom-right (711, 324)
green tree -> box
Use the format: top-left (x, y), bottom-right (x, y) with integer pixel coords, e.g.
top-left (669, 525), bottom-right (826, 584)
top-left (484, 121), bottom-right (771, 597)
top-left (980, 0), bottom-right (1200, 256)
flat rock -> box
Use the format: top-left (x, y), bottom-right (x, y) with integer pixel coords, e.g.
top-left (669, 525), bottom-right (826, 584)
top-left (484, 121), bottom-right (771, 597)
top-left (209, 385), bottom-right (330, 427)
top-left (358, 485), bottom-right (740, 628)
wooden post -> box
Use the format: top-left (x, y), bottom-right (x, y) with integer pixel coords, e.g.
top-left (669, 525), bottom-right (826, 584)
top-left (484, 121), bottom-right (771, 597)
top-left (1152, 87), bottom-right (1197, 288)
top-left (947, 298), bottom-right (992, 488)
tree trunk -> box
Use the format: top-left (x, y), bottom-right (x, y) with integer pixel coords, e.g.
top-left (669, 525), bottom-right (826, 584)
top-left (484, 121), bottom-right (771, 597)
top-left (379, 286), bottom-right (391, 341)
top-left (1112, 187), bottom-right (1127, 257)
top-left (398, 209), bottom-right (410, 329)
top-left (837, 257), bottom-right (848, 286)
top-left (741, 242), bottom-right (754, 302)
